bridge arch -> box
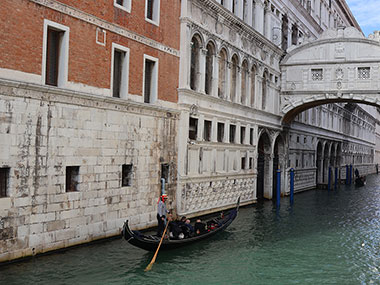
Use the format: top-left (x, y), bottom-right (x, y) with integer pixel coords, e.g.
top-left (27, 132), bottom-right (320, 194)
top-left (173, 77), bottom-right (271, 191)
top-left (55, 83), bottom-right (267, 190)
top-left (280, 27), bottom-right (380, 124)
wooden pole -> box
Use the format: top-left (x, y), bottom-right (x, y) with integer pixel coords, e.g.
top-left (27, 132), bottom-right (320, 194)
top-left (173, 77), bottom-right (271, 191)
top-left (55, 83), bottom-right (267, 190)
top-left (144, 219), bottom-right (169, 272)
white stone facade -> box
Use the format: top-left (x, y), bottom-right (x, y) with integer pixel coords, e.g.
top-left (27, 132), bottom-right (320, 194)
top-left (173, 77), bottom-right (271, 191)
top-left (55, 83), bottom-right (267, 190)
top-left (0, 80), bottom-right (178, 262)
top-left (177, 0), bottom-right (378, 215)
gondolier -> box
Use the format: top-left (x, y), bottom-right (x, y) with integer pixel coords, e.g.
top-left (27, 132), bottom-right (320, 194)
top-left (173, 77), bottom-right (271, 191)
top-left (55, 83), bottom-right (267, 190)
top-left (157, 194), bottom-right (168, 237)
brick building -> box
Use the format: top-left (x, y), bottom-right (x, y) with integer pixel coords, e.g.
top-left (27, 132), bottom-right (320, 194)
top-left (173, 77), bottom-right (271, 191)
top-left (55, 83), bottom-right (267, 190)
top-left (0, 0), bottom-right (180, 262)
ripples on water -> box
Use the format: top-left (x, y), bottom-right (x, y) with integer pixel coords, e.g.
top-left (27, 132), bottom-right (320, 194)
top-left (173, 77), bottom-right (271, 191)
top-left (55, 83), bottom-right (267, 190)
top-left (0, 175), bottom-right (379, 285)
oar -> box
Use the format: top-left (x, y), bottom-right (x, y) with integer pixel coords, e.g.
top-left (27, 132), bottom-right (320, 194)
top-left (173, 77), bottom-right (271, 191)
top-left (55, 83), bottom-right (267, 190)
top-left (144, 219), bottom-right (170, 272)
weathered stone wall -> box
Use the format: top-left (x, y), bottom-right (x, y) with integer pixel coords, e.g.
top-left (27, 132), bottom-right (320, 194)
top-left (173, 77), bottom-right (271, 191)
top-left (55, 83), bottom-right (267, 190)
top-left (0, 80), bottom-right (178, 262)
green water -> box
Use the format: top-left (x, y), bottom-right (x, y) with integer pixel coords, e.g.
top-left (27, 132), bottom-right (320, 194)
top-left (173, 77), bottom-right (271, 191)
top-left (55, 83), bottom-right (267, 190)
top-left (1, 175), bottom-right (379, 285)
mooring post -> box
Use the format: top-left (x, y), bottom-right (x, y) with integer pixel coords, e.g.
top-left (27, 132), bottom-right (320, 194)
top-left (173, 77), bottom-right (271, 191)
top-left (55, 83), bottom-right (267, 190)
top-left (290, 168), bottom-right (294, 205)
top-left (276, 169), bottom-right (281, 208)
top-left (328, 167), bottom-right (331, 191)
top-left (334, 167), bottom-right (338, 190)
top-left (345, 165), bottom-right (349, 184)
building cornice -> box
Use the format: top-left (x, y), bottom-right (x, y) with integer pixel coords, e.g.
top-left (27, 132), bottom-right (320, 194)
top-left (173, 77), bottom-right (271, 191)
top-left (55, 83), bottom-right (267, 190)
top-left (194, 0), bottom-right (283, 56)
top-left (0, 78), bottom-right (180, 117)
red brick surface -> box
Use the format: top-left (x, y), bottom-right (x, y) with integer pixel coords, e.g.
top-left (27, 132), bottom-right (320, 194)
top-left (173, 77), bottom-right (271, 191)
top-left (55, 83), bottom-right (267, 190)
top-left (0, 0), bottom-right (179, 103)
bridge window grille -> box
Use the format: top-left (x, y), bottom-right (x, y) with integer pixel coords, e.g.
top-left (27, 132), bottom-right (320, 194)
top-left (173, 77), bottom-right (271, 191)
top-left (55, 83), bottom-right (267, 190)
top-left (311, 69), bottom-right (323, 81)
top-left (358, 67), bottom-right (370, 80)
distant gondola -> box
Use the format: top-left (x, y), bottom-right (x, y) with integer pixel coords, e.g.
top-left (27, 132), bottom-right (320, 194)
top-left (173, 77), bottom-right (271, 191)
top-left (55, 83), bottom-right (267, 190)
top-left (355, 176), bottom-right (366, 187)
top-left (122, 197), bottom-right (240, 251)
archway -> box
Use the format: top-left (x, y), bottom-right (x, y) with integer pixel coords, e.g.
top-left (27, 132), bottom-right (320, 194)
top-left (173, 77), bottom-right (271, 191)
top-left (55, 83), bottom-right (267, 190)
top-left (323, 143), bottom-right (330, 185)
top-left (257, 132), bottom-right (271, 200)
top-left (316, 141), bottom-right (323, 186)
top-left (330, 144), bottom-right (336, 185)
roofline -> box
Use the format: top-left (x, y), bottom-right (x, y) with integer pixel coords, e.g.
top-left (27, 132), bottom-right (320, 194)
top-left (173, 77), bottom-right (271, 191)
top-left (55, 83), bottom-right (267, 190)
top-left (337, 0), bottom-right (362, 33)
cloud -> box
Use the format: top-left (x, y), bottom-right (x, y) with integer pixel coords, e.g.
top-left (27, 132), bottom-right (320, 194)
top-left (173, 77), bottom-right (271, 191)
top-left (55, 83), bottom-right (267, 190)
top-left (346, 0), bottom-right (380, 35)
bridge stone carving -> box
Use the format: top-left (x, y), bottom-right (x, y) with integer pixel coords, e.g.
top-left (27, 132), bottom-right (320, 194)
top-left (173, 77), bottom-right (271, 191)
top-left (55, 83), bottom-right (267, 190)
top-left (280, 27), bottom-right (380, 123)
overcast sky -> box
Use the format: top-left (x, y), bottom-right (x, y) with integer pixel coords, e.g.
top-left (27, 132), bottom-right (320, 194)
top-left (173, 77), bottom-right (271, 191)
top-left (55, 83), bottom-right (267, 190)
top-left (346, 0), bottom-right (380, 36)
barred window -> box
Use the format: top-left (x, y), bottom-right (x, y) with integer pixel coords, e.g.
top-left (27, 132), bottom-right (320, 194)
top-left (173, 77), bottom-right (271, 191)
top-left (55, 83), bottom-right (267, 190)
top-left (311, 69), bottom-right (323, 81)
top-left (358, 67), bottom-right (370, 80)
top-left (0, 168), bottom-right (10, 198)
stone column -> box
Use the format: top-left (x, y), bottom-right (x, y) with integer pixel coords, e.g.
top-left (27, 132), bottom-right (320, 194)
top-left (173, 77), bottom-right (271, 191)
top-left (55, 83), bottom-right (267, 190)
top-left (247, 0), bottom-right (253, 26)
top-left (245, 70), bottom-right (251, 107)
top-left (212, 53), bottom-right (219, 98)
top-left (199, 48), bottom-right (207, 94)
top-left (226, 61), bottom-right (232, 101)
top-left (264, 4), bottom-right (271, 40)
top-left (236, 66), bottom-right (242, 104)
top-left (255, 0), bottom-right (265, 35)
top-left (226, 0), bottom-right (233, 11)
top-left (179, 23), bottom-right (191, 89)
top-left (236, 0), bottom-right (244, 19)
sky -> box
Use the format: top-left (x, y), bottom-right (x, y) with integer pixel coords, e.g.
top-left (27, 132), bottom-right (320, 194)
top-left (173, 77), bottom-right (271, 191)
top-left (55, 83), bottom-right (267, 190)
top-left (346, 0), bottom-right (380, 36)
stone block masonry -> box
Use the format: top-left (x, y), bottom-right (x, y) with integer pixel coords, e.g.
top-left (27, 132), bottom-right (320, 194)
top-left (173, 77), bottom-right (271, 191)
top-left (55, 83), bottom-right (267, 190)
top-left (0, 80), bottom-right (178, 263)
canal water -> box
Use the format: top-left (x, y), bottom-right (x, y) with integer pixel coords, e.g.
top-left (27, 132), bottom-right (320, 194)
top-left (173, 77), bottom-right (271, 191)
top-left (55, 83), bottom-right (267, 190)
top-left (0, 175), bottom-right (379, 284)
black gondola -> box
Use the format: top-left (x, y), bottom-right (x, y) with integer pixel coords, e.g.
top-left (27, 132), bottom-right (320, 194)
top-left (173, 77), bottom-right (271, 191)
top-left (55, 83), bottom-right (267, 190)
top-left (122, 197), bottom-right (240, 251)
top-left (355, 176), bottom-right (366, 187)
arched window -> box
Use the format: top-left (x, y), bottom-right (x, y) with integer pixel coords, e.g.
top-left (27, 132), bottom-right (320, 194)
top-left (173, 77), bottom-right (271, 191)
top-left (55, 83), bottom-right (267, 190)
top-left (205, 42), bottom-right (214, 95)
top-left (190, 35), bottom-right (201, 91)
top-left (250, 64), bottom-right (256, 107)
top-left (241, 60), bottom-right (248, 104)
top-left (230, 54), bottom-right (238, 102)
top-left (262, 70), bottom-right (268, 110)
top-left (218, 48), bottom-right (227, 98)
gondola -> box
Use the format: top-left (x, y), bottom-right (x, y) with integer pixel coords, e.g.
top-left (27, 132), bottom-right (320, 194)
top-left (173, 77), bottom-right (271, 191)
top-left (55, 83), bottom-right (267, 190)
top-left (122, 197), bottom-right (240, 251)
top-left (355, 176), bottom-right (366, 187)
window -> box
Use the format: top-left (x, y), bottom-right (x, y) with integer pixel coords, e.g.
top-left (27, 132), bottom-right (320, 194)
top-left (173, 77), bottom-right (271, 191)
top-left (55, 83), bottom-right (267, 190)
top-left (66, 166), bottom-right (79, 192)
top-left (241, 157), bottom-right (246, 170)
top-left (311, 69), bottom-right (323, 81)
top-left (281, 15), bottom-right (289, 50)
top-left (204, 120), bottom-right (212, 141)
top-left (249, 158), bottom-right (253, 169)
top-left (358, 67), bottom-right (370, 80)
top-left (240, 126), bottom-right (246, 144)
top-left (251, 65), bottom-right (256, 106)
top-left (262, 71), bottom-right (268, 110)
top-left (122, 164), bottom-right (133, 186)
top-left (205, 43), bottom-right (215, 95)
top-left (241, 61), bottom-right (248, 104)
top-left (145, 0), bottom-right (160, 25)
top-left (229, 124), bottom-right (236, 143)
top-left (230, 55), bottom-right (238, 102)
top-left (43, 20), bottom-right (69, 87)
top-left (189, 117), bottom-right (198, 140)
top-left (250, 128), bottom-right (254, 145)
top-left (190, 36), bottom-right (201, 91)
top-left (217, 122), bottom-right (225, 142)
top-left (143, 55), bottom-right (158, 103)
top-left (0, 168), bottom-right (10, 198)
top-left (112, 44), bottom-right (130, 98)
top-left (218, 49), bottom-right (227, 98)
top-left (114, 0), bottom-right (131, 13)
top-left (161, 163), bottom-right (169, 183)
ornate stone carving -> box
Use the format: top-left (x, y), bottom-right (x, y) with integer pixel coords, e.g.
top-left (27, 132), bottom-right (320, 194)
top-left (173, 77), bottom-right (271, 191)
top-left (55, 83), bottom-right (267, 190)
top-left (190, 104), bottom-right (199, 116)
top-left (335, 67), bottom-right (344, 80)
top-left (215, 21), bottom-right (223, 34)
